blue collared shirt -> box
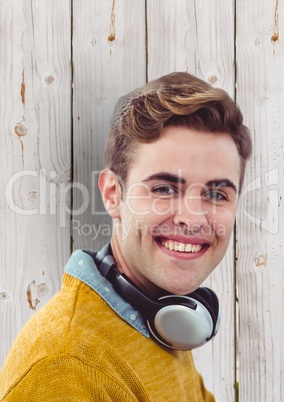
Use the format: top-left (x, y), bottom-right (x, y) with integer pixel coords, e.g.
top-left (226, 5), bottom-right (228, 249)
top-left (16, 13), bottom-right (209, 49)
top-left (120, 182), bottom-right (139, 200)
top-left (64, 249), bottom-right (150, 338)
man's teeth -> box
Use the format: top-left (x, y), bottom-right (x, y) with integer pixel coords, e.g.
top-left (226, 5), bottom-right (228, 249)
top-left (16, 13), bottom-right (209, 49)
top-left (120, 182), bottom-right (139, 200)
top-left (161, 241), bottom-right (203, 253)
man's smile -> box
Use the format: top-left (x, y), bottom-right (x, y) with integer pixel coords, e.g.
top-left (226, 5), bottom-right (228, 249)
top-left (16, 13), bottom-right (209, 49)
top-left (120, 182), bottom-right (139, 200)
top-left (161, 240), bottom-right (204, 253)
top-left (155, 236), bottom-right (210, 259)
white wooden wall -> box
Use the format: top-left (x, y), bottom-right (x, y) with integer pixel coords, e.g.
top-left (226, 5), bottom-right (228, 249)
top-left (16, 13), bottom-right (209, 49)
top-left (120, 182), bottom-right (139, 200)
top-left (0, 1), bottom-right (283, 401)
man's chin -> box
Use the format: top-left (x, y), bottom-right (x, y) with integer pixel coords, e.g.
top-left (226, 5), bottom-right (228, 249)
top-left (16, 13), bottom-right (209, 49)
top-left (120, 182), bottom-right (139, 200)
top-left (158, 282), bottom-right (202, 297)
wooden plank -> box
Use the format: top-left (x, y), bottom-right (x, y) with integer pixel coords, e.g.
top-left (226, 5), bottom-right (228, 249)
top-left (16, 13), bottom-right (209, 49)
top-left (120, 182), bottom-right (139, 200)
top-left (236, 0), bottom-right (284, 400)
top-left (147, 1), bottom-right (236, 400)
top-left (72, 0), bottom-right (147, 251)
top-left (0, 1), bottom-right (281, 399)
top-left (0, 0), bottom-right (72, 367)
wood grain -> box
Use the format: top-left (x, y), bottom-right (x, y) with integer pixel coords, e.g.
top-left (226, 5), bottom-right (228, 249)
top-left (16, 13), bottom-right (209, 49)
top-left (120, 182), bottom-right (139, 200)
top-left (72, 0), bottom-right (147, 251)
top-left (236, 0), bottom-right (284, 401)
top-left (0, 0), bottom-right (72, 366)
top-left (0, 2), bottom-right (283, 402)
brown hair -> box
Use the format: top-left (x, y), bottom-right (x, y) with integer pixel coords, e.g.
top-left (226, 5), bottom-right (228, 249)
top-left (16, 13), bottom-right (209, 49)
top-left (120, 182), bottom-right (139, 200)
top-left (105, 72), bottom-right (252, 191)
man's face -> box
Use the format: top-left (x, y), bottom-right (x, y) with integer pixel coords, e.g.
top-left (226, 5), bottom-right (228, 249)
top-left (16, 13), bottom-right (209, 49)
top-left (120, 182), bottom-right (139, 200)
top-left (104, 126), bottom-right (241, 296)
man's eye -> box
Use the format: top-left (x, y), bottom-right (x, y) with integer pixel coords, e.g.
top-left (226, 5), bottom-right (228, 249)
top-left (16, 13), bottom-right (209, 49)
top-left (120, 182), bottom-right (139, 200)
top-left (204, 190), bottom-right (228, 201)
top-left (152, 185), bottom-right (176, 196)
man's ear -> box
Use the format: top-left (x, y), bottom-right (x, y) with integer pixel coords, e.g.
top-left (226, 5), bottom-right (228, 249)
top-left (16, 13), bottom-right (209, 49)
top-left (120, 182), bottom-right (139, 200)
top-left (98, 169), bottom-right (122, 218)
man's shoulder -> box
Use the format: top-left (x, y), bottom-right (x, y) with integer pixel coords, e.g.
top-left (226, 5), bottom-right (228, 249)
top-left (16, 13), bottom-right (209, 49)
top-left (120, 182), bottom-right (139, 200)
top-left (0, 274), bottom-right (110, 395)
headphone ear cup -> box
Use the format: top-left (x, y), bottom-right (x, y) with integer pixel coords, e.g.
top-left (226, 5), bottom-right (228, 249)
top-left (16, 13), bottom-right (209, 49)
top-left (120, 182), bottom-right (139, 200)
top-left (188, 287), bottom-right (220, 336)
top-left (146, 291), bottom-right (219, 350)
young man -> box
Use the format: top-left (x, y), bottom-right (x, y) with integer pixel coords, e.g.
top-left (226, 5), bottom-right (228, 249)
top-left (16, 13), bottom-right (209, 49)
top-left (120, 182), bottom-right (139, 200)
top-left (0, 72), bottom-right (252, 401)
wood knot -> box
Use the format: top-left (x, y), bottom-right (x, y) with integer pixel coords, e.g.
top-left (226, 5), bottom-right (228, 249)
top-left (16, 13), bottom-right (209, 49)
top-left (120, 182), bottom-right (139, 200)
top-left (108, 33), bottom-right (115, 42)
top-left (0, 292), bottom-right (10, 301)
top-left (255, 254), bottom-right (268, 267)
top-left (27, 280), bottom-right (49, 310)
top-left (27, 191), bottom-right (39, 203)
top-left (14, 123), bottom-right (27, 137)
top-left (44, 75), bottom-right (55, 85)
top-left (208, 75), bottom-right (218, 84)
top-left (271, 33), bottom-right (279, 43)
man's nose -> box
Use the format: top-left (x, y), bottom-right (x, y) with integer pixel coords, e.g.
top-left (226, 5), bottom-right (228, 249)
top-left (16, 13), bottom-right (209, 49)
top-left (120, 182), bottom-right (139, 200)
top-left (172, 195), bottom-right (208, 230)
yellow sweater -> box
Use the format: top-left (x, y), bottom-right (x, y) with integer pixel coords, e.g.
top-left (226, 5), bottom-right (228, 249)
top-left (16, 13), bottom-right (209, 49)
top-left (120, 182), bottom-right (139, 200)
top-left (0, 273), bottom-right (215, 401)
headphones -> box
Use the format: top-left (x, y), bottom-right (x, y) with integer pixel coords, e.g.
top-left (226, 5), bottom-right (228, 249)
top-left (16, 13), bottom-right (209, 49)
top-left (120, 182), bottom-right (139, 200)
top-left (86, 243), bottom-right (221, 351)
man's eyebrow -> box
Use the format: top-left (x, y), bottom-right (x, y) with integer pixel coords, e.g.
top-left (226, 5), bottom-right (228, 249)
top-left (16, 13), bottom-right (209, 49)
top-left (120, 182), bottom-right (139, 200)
top-left (142, 172), bottom-right (186, 184)
top-left (141, 174), bottom-right (237, 192)
top-left (206, 179), bottom-right (238, 193)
